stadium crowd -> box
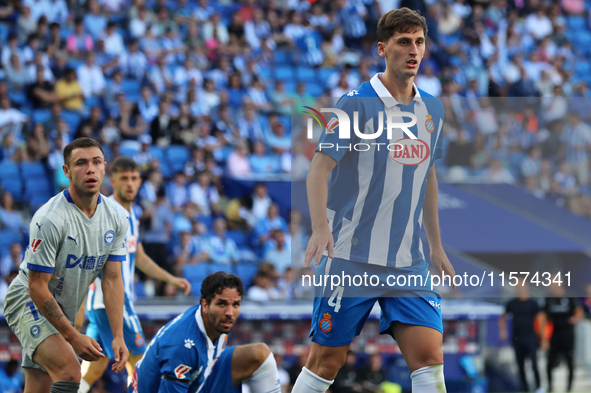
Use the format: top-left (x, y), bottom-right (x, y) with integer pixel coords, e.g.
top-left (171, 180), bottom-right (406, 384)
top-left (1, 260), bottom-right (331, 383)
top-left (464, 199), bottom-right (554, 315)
top-left (0, 0), bottom-right (589, 304)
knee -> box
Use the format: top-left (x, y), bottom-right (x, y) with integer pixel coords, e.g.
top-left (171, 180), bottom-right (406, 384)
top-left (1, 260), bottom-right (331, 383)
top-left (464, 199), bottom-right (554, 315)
top-left (411, 348), bottom-right (444, 371)
top-left (56, 365), bottom-right (81, 383)
top-left (307, 351), bottom-right (347, 380)
top-left (251, 343), bottom-right (272, 367)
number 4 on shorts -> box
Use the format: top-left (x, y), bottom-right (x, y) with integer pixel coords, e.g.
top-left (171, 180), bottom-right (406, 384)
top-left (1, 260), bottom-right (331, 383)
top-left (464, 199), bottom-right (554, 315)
top-left (328, 286), bottom-right (344, 313)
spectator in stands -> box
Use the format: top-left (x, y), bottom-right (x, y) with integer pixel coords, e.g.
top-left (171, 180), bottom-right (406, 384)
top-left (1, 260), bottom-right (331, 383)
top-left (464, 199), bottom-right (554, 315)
top-left (255, 203), bottom-right (288, 246)
top-left (138, 168), bottom-right (163, 210)
top-left (0, 134), bottom-right (23, 163)
top-left (54, 67), bottom-right (85, 112)
top-left (27, 51), bottom-right (53, 84)
top-left (203, 12), bottom-right (229, 45)
top-left (167, 171), bottom-right (189, 211)
top-left (263, 228), bottom-right (291, 274)
top-left (269, 81), bottom-right (293, 117)
top-left (173, 230), bottom-right (202, 275)
top-left (102, 21), bottom-right (125, 56)
top-left (0, 358), bottom-right (22, 393)
top-left (239, 105), bottom-right (265, 147)
top-left (555, 161), bottom-right (578, 197)
top-left (83, 0), bottom-right (107, 40)
top-left (0, 97), bottom-right (29, 139)
top-left (246, 271), bottom-right (280, 301)
top-left (47, 135), bottom-right (68, 192)
top-left (142, 188), bottom-right (173, 277)
top-left (416, 64), bottom-right (442, 96)
top-left (151, 99), bottom-right (180, 146)
top-left (17, 6), bottom-right (37, 44)
top-left (446, 129), bottom-right (475, 169)
top-left (119, 40), bottom-right (148, 81)
top-left (333, 350), bottom-right (363, 393)
top-left (358, 353), bottom-right (386, 392)
top-left (0, 191), bottom-right (27, 236)
top-left (50, 51), bottom-right (68, 80)
top-left (1, 34), bottom-right (23, 68)
top-left (26, 123), bottom-right (51, 161)
top-left (250, 140), bottom-right (279, 174)
top-left (5, 54), bottom-right (30, 93)
top-left (484, 157), bottom-right (515, 184)
top-left (266, 122), bottom-right (291, 155)
top-left (67, 17), bottom-right (94, 59)
top-left (226, 141), bottom-right (252, 179)
top-left (207, 217), bottom-right (240, 265)
top-left (560, 111), bottom-right (591, 186)
top-left (76, 106), bottom-right (103, 139)
top-left (252, 183), bottom-right (272, 221)
top-left (188, 170), bottom-right (220, 216)
top-left (0, 242), bottom-right (23, 278)
top-left (521, 145), bottom-right (542, 178)
top-left (77, 51), bottom-right (106, 99)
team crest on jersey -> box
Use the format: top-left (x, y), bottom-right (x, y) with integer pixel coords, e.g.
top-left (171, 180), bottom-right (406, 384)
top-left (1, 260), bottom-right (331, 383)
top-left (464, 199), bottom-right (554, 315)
top-left (135, 333), bottom-right (145, 347)
top-left (425, 114), bottom-right (435, 133)
top-left (104, 230), bottom-right (115, 245)
top-left (30, 325), bottom-right (41, 338)
top-left (174, 364), bottom-right (192, 379)
top-left (319, 313), bottom-right (333, 333)
top-left (326, 117), bottom-right (339, 134)
top-left (389, 138), bottom-right (430, 165)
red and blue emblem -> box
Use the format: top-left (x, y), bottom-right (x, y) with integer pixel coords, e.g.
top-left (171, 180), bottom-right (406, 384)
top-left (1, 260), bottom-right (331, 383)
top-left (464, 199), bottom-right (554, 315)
top-left (425, 114), bottom-right (435, 133)
top-left (319, 312), bottom-right (333, 333)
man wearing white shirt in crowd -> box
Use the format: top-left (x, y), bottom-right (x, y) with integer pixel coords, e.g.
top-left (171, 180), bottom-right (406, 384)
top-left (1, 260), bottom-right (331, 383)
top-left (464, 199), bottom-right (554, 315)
top-left (118, 40), bottom-right (148, 81)
top-left (189, 171), bottom-right (220, 216)
top-left (102, 21), bottom-right (125, 56)
top-left (46, 0), bottom-right (69, 24)
top-left (0, 97), bottom-right (28, 139)
top-left (129, 7), bottom-right (149, 39)
top-left (525, 8), bottom-right (553, 40)
top-left (251, 183), bottom-right (272, 221)
top-left (27, 52), bottom-right (54, 83)
top-left (174, 58), bottom-right (202, 102)
top-left (207, 218), bottom-right (240, 265)
top-left (415, 65), bottom-right (442, 97)
top-left (246, 271), bottom-right (280, 301)
top-left (0, 243), bottom-right (23, 278)
top-left (77, 51), bottom-right (105, 99)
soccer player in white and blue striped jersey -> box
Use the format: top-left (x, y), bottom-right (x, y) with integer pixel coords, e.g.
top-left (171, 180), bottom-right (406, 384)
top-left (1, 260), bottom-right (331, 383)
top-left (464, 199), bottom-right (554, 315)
top-left (292, 8), bottom-right (455, 393)
top-left (78, 157), bottom-right (191, 393)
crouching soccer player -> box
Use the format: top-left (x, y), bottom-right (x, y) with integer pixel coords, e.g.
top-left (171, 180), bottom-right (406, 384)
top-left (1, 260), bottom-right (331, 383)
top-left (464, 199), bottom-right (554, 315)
top-left (129, 272), bottom-right (281, 393)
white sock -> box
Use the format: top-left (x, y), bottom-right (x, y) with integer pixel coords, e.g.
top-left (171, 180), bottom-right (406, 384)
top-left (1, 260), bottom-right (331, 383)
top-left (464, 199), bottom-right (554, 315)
top-left (411, 364), bottom-right (447, 393)
top-left (291, 367), bottom-right (333, 393)
top-left (246, 352), bottom-right (281, 393)
top-left (78, 378), bottom-right (91, 393)
top-left (127, 373), bottom-right (133, 387)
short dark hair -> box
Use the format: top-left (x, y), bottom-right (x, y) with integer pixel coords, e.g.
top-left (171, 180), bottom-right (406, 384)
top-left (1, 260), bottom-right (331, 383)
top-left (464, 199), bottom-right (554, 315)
top-left (376, 7), bottom-right (428, 44)
top-left (111, 156), bottom-right (140, 174)
top-left (200, 272), bottom-right (244, 305)
top-left (63, 137), bottom-right (105, 165)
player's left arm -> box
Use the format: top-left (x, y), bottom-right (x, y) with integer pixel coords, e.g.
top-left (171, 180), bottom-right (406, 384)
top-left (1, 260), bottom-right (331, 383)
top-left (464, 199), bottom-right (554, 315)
top-left (423, 166), bottom-right (456, 284)
top-left (102, 258), bottom-right (128, 372)
top-left (135, 242), bottom-right (191, 295)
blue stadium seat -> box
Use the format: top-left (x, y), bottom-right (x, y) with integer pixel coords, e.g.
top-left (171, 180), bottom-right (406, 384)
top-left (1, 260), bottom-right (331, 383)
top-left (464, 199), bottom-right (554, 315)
top-left (0, 230), bottom-right (22, 252)
top-left (0, 162), bottom-right (19, 180)
top-left (148, 146), bottom-right (164, 162)
top-left (274, 51), bottom-right (291, 65)
top-left (120, 146), bottom-right (140, 158)
top-left (575, 61), bottom-right (590, 77)
top-left (0, 23), bottom-right (8, 43)
top-left (1, 179), bottom-right (23, 200)
top-left (32, 109), bottom-right (52, 125)
top-left (209, 263), bottom-right (231, 274)
top-left (25, 179), bottom-right (52, 202)
top-left (159, 161), bottom-right (173, 179)
top-left (8, 91), bottom-right (27, 106)
top-left (296, 67), bottom-right (317, 82)
top-left (20, 161), bottom-right (46, 177)
top-left (568, 15), bottom-right (587, 30)
top-left (283, 82), bottom-right (296, 94)
top-left (86, 97), bottom-right (100, 108)
top-left (318, 68), bottom-right (337, 84)
top-left (197, 215), bottom-right (213, 231)
top-left (274, 66), bottom-right (295, 81)
top-left (183, 263), bottom-right (209, 282)
top-left (122, 79), bottom-right (141, 97)
top-left (61, 111), bottom-right (81, 132)
top-left (166, 145), bottom-right (190, 172)
top-left (31, 194), bottom-right (52, 209)
top-left (234, 262), bottom-right (259, 288)
top-left (306, 83), bottom-right (324, 97)
top-left (226, 230), bottom-right (247, 248)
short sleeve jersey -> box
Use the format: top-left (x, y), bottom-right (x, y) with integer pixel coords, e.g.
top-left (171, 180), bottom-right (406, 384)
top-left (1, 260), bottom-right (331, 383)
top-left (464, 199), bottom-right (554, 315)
top-left (17, 189), bottom-right (129, 324)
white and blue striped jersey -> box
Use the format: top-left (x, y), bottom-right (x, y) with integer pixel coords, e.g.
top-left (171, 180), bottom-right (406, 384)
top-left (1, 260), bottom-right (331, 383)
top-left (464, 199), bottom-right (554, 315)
top-left (87, 196), bottom-right (139, 311)
top-left (15, 190), bottom-right (128, 324)
top-left (318, 73), bottom-right (445, 268)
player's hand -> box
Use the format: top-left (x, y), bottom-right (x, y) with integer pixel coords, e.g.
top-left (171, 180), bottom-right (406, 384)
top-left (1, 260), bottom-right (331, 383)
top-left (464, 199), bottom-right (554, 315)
top-left (170, 276), bottom-right (192, 296)
top-left (430, 246), bottom-right (456, 289)
top-left (69, 332), bottom-right (105, 362)
top-left (304, 224), bottom-right (334, 268)
top-left (111, 336), bottom-right (129, 373)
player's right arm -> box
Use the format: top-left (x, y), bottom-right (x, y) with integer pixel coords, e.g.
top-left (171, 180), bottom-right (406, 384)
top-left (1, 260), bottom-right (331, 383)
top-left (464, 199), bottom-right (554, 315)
top-left (26, 216), bottom-right (104, 361)
top-left (28, 271), bottom-right (104, 361)
top-left (304, 152), bottom-right (337, 267)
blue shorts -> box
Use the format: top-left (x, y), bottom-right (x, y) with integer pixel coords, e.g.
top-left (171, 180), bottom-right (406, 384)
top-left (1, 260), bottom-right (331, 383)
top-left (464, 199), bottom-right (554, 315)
top-left (310, 257), bottom-right (443, 347)
top-left (86, 306), bottom-right (146, 358)
top-left (190, 346), bottom-right (242, 393)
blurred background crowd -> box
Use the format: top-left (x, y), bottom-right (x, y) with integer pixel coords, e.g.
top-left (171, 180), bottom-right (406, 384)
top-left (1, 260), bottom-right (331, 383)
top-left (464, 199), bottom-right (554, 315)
top-left (0, 0), bottom-right (590, 304)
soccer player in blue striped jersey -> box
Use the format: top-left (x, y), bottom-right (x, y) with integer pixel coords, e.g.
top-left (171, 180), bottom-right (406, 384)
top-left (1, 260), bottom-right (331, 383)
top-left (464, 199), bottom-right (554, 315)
top-left (78, 157), bottom-right (191, 393)
top-left (292, 8), bottom-right (455, 393)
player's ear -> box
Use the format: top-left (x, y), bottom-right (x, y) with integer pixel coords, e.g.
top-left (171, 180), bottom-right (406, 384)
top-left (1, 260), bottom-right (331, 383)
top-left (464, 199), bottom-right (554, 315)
top-left (62, 163), bottom-right (70, 178)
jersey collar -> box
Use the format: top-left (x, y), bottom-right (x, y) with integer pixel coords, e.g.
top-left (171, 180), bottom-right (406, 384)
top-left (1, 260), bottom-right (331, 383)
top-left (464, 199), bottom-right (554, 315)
top-left (195, 306), bottom-right (227, 352)
top-left (63, 189), bottom-right (102, 204)
top-left (370, 72), bottom-right (423, 109)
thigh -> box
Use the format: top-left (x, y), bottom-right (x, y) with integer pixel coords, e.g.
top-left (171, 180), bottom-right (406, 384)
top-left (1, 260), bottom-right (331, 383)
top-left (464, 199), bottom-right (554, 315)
top-left (390, 322), bottom-right (444, 372)
top-left (200, 346), bottom-right (242, 393)
top-left (32, 333), bottom-right (80, 382)
top-left (23, 367), bottom-right (52, 393)
top-left (379, 295), bottom-right (443, 338)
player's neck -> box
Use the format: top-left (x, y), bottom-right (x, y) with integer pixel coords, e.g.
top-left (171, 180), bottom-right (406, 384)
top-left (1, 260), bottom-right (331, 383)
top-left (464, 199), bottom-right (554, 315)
top-left (114, 195), bottom-right (132, 213)
top-left (201, 309), bottom-right (222, 343)
top-left (380, 70), bottom-right (415, 105)
top-left (68, 186), bottom-right (99, 218)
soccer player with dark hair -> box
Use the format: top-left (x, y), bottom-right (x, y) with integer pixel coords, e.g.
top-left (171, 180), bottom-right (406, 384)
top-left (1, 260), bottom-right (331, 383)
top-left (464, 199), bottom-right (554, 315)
top-left (78, 156), bottom-right (191, 393)
top-left (292, 8), bottom-right (453, 393)
top-left (129, 272), bottom-right (281, 393)
top-left (3, 137), bottom-right (130, 393)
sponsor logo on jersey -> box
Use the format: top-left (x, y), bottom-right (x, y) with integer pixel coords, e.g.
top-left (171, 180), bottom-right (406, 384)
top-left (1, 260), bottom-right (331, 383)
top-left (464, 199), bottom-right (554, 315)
top-left (67, 235), bottom-right (78, 245)
top-left (104, 230), bottom-right (115, 245)
top-left (319, 312), bottom-right (333, 333)
top-left (31, 239), bottom-right (43, 253)
top-left (389, 138), bottom-right (430, 165)
top-left (174, 364), bottom-right (192, 379)
top-left (429, 300), bottom-right (441, 310)
top-left (30, 325), bottom-right (41, 338)
top-left (36, 222), bottom-right (43, 230)
top-left (65, 254), bottom-right (107, 271)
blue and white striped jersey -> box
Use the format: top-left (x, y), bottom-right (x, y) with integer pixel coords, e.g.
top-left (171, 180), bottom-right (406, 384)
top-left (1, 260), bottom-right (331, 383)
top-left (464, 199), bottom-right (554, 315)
top-left (318, 73), bottom-right (445, 268)
top-left (132, 305), bottom-right (229, 393)
top-left (87, 196), bottom-right (139, 311)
